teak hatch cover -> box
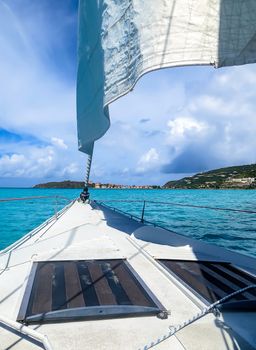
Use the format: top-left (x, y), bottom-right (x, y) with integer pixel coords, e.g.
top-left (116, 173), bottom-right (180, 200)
top-left (159, 259), bottom-right (256, 304)
top-left (18, 259), bottom-right (165, 324)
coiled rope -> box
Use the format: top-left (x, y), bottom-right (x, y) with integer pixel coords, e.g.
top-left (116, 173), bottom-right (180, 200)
top-left (140, 284), bottom-right (256, 350)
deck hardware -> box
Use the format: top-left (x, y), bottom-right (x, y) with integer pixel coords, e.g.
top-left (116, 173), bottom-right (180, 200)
top-left (212, 307), bottom-right (220, 318)
top-left (157, 310), bottom-right (169, 319)
top-left (54, 196), bottom-right (58, 219)
top-left (140, 201), bottom-right (146, 223)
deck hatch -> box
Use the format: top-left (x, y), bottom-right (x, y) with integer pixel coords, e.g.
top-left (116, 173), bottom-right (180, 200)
top-left (158, 260), bottom-right (256, 304)
top-left (18, 259), bottom-right (165, 323)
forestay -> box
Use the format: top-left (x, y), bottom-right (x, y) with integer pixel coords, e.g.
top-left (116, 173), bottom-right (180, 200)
top-left (77, 0), bottom-right (256, 155)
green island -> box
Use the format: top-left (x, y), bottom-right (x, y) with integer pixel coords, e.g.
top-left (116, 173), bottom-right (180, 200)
top-left (33, 180), bottom-right (85, 189)
top-left (164, 164), bottom-right (256, 189)
top-left (33, 180), bottom-right (160, 189)
top-left (34, 164), bottom-right (256, 189)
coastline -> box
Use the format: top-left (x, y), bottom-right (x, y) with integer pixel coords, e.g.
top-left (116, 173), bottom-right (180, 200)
top-left (1, 186), bottom-right (256, 190)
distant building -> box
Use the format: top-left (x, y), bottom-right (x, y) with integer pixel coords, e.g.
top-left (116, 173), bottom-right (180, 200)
top-left (230, 177), bottom-right (255, 184)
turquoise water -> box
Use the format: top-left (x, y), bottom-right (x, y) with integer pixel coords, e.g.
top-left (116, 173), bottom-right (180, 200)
top-left (0, 188), bottom-right (256, 257)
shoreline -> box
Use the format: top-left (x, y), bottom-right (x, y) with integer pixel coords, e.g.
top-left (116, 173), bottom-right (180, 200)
top-left (1, 187), bottom-right (256, 191)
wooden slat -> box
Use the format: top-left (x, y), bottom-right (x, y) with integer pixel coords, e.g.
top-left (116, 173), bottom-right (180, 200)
top-left (88, 262), bottom-right (117, 305)
top-left (193, 262), bottom-right (239, 296)
top-left (77, 262), bottom-right (99, 306)
top-left (110, 261), bottom-right (153, 307)
top-left (218, 263), bottom-right (256, 287)
top-left (52, 262), bottom-right (67, 311)
top-left (210, 264), bottom-right (256, 298)
top-left (101, 261), bottom-right (131, 305)
top-left (162, 260), bottom-right (224, 302)
top-left (166, 260), bottom-right (226, 300)
top-left (226, 264), bottom-right (256, 284)
top-left (198, 263), bottom-right (250, 300)
top-left (64, 262), bottom-right (85, 308)
top-left (30, 263), bottom-right (54, 315)
top-left (160, 260), bottom-right (256, 304)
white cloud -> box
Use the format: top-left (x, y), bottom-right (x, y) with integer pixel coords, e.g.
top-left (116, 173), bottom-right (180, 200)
top-left (136, 148), bottom-right (160, 174)
top-left (51, 137), bottom-right (68, 150)
top-left (0, 154), bottom-right (26, 177)
top-left (0, 144), bottom-right (81, 179)
top-left (162, 65), bottom-right (256, 174)
top-left (62, 163), bottom-right (79, 176)
top-left (167, 117), bottom-right (208, 139)
top-left (166, 116), bottom-right (211, 153)
top-left (139, 148), bottom-right (159, 164)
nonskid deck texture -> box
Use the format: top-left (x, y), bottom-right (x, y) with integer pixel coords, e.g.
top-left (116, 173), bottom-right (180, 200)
top-left (0, 200), bottom-right (255, 350)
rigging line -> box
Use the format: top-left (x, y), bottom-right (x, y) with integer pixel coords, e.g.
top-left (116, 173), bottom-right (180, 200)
top-left (0, 196), bottom-right (54, 202)
top-left (0, 195), bottom-right (72, 203)
top-left (95, 199), bottom-right (256, 214)
top-left (149, 200), bottom-right (256, 214)
top-left (140, 284), bottom-right (256, 350)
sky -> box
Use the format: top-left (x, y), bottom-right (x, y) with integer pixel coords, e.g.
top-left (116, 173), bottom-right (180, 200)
top-left (0, 1), bottom-right (256, 187)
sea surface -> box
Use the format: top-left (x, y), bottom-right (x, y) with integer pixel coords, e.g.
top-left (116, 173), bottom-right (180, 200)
top-left (0, 188), bottom-right (256, 257)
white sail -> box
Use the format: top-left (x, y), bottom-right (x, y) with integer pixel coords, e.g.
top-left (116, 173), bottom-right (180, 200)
top-left (77, 0), bottom-right (256, 155)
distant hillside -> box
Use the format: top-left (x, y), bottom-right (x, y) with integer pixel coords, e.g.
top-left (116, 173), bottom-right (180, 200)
top-left (33, 180), bottom-right (161, 189)
top-left (34, 181), bottom-right (85, 189)
top-left (164, 164), bottom-right (256, 189)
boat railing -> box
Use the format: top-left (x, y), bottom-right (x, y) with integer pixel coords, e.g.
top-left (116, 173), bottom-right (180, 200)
top-left (0, 195), bottom-right (73, 206)
top-left (0, 314), bottom-right (52, 350)
top-left (94, 199), bottom-right (256, 240)
top-left (95, 199), bottom-right (256, 216)
top-left (95, 199), bottom-right (256, 222)
top-left (0, 195), bottom-right (76, 255)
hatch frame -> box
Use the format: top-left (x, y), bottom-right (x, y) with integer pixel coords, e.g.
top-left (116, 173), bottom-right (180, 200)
top-left (17, 259), bottom-right (167, 324)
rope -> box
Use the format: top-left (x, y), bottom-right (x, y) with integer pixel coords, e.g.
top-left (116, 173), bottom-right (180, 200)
top-left (140, 284), bottom-right (256, 350)
top-left (95, 199), bottom-right (256, 215)
top-left (0, 195), bottom-right (72, 203)
top-left (150, 200), bottom-right (256, 214)
top-left (0, 196), bottom-right (53, 202)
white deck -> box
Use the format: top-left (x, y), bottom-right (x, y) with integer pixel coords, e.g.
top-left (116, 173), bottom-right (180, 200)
top-left (0, 200), bottom-right (255, 350)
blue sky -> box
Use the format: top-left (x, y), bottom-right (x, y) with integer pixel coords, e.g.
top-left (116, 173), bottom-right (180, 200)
top-left (1, 1), bottom-right (256, 187)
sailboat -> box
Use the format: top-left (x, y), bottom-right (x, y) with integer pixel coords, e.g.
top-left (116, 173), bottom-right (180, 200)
top-left (1, 1), bottom-right (256, 349)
